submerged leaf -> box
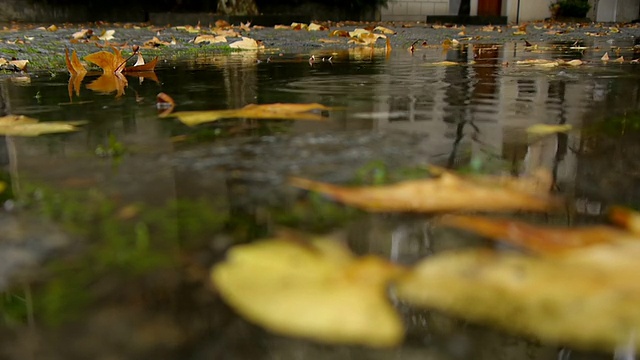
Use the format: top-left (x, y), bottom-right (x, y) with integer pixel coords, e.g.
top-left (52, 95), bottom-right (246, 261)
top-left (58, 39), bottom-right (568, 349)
top-left (168, 103), bottom-right (330, 126)
top-left (291, 169), bottom-right (558, 213)
top-left (212, 236), bottom-right (405, 347)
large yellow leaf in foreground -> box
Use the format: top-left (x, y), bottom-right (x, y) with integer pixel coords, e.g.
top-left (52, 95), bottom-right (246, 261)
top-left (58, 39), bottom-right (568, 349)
top-left (396, 243), bottom-right (640, 352)
top-left (168, 103), bottom-right (331, 126)
top-left (0, 115), bottom-right (84, 136)
top-left (291, 169), bottom-right (558, 213)
top-left (211, 236), bottom-right (405, 347)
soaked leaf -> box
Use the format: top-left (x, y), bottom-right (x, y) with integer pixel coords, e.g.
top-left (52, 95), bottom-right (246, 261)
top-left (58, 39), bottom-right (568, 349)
top-left (229, 37), bottom-right (263, 50)
top-left (526, 124), bottom-right (572, 135)
top-left (438, 215), bottom-right (631, 254)
top-left (602, 52), bottom-right (610, 61)
top-left (168, 103), bottom-right (331, 126)
top-left (427, 61), bottom-right (460, 66)
top-left (0, 115), bottom-right (84, 136)
top-left (291, 168), bottom-right (558, 213)
top-left (396, 244), bottom-right (640, 352)
top-left (211, 236), bottom-right (405, 347)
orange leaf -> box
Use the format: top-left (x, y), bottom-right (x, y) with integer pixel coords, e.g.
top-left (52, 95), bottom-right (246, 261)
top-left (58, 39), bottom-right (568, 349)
top-left (67, 72), bottom-right (86, 100)
top-left (65, 48), bottom-right (86, 75)
top-left (84, 50), bottom-right (125, 73)
top-left (438, 215), bottom-right (631, 254)
top-left (86, 73), bottom-right (127, 97)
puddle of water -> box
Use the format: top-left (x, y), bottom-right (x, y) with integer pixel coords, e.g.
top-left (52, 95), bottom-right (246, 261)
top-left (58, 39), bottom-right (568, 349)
top-left (0, 40), bottom-right (638, 359)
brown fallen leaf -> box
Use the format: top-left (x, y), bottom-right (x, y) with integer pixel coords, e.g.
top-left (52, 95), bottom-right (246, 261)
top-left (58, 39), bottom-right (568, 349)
top-left (167, 103), bottom-right (330, 126)
top-left (290, 169), bottom-right (558, 213)
top-left (193, 34), bottom-right (227, 44)
top-left (229, 36), bottom-right (263, 50)
top-left (212, 235), bottom-right (405, 347)
top-left (438, 215), bottom-right (632, 254)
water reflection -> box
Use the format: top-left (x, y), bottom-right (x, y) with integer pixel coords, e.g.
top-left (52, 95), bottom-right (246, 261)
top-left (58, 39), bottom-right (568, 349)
top-left (0, 39), bottom-right (639, 358)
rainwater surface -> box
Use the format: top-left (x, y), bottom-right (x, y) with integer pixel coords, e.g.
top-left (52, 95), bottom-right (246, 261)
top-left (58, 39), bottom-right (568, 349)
top-left (0, 39), bottom-right (639, 359)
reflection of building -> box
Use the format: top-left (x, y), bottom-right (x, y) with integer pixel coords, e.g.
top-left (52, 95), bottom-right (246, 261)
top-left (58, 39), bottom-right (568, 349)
top-left (381, 0), bottom-right (552, 22)
top-left (370, 43), bottom-right (590, 187)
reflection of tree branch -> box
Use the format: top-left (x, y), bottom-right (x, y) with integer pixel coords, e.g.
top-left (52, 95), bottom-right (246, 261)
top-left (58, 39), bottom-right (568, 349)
top-left (447, 122), bottom-right (466, 168)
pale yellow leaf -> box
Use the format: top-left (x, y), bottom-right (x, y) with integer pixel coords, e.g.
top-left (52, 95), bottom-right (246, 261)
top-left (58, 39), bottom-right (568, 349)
top-left (0, 115), bottom-right (84, 136)
top-left (98, 29), bottom-right (115, 41)
top-left (308, 23), bottom-right (328, 31)
top-left (396, 243), bottom-right (640, 352)
top-left (212, 236), bottom-right (405, 347)
top-left (601, 52), bottom-right (610, 61)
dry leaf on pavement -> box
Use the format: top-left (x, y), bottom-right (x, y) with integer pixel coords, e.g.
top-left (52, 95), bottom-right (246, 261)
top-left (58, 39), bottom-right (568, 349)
top-left (229, 36), bottom-right (263, 50)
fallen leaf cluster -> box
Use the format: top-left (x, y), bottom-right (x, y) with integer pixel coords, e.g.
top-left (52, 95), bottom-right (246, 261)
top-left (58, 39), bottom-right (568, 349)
top-left (212, 191), bottom-right (640, 352)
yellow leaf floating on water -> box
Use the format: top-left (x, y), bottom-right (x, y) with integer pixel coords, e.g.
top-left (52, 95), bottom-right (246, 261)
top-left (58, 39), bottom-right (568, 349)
top-left (167, 103), bottom-right (331, 126)
top-left (291, 168), bottom-right (558, 213)
top-left (516, 59), bottom-right (559, 67)
top-left (526, 123), bottom-right (572, 135)
top-left (0, 115), bottom-right (84, 136)
top-left (212, 236), bottom-right (405, 347)
top-left (396, 240), bottom-right (640, 352)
